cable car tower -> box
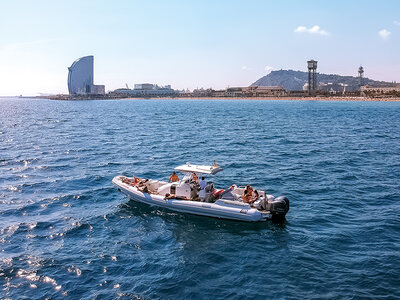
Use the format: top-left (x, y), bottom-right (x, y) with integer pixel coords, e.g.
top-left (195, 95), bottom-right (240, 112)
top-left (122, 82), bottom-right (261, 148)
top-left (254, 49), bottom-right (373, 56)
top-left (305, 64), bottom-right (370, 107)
top-left (307, 60), bottom-right (318, 96)
top-left (358, 66), bottom-right (364, 86)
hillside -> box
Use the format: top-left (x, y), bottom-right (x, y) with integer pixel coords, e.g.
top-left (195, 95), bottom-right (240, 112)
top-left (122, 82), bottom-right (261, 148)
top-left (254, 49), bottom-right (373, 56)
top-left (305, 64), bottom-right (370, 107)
top-left (251, 70), bottom-right (394, 91)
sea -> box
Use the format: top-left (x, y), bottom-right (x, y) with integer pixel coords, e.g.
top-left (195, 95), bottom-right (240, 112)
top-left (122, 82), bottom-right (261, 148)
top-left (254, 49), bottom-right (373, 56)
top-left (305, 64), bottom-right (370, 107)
top-left (0, 97), bottom-right (399, 299)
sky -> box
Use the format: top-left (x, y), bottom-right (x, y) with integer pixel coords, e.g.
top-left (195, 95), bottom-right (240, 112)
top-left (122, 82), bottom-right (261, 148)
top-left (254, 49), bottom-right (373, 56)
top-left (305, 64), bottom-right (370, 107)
top-left (0, 0), bottom-right (399, 96)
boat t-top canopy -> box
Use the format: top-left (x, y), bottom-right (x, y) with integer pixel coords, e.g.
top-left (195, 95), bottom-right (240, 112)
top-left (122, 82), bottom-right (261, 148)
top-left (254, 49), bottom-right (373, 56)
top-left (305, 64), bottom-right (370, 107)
top-left (175, 163), bottom-right (223, 175)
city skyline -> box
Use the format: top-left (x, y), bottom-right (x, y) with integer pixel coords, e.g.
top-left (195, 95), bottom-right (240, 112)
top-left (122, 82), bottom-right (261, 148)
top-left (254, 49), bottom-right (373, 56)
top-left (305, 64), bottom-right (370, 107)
top-left (0, 0), bottom-right (399, 96)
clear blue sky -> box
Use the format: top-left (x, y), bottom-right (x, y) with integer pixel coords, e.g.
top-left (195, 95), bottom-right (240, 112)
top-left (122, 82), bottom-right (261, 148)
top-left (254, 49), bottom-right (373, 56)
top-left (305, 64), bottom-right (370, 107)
top-left (0, 0), bottom-right (399, 95)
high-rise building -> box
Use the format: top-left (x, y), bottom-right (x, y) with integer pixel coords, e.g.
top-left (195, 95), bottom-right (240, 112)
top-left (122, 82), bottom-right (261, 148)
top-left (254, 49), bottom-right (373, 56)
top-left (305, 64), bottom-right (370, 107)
top-left (67, 55), bottom-right (105, 95)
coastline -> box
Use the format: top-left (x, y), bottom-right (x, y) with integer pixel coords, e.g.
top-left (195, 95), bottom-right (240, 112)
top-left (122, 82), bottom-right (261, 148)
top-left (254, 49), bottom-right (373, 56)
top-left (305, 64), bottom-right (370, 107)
top-left (144, 96), bottom-right (400, 102)
top-left (45, 95), bottom-right (400, 102)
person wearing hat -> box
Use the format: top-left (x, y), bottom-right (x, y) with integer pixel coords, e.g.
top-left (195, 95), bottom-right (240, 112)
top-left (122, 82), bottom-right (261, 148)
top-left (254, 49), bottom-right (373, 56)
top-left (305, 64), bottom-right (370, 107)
top-left (169, 171), bottom-right (179, 183)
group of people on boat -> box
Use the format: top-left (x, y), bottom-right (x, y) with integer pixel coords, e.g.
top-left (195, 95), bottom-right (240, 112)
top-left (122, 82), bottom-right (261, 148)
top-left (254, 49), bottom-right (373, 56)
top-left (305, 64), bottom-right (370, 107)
top-left (121, 176), bottom-right (150, 192)
top-left (122, 173), bottom-right (260, 206)
top-left (121, 176), bottom-right (140, 186)
top-left (168, 171), bottom-right (204, 184)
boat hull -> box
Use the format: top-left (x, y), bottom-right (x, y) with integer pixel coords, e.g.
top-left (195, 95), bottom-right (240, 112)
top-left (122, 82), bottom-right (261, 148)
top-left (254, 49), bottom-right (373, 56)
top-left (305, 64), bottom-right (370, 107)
top-left (113, 176), bottom-right (271, 222)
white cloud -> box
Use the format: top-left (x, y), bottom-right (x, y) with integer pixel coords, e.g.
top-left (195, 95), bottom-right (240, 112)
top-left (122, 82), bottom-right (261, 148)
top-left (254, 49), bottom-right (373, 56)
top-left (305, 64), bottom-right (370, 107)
top-left (241, 66), bottom-right (248, 70)
top-left (294, 25), bottom-right (329, 36)
top-left (294, 26), bottom-right (307, 33)
top-left (394, 20), bottom-right (400, 26)
top-left (264, 66), bottom-right (274, 74)
top-left (378, 29), bottom-right (391, 40)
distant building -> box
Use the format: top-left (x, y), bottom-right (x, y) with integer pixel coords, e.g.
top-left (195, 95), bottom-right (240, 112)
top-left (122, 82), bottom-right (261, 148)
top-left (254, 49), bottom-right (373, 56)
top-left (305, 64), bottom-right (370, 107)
top-left (360, 84), bottom-right (400, 96)
top-left (318, 82), bottom-right (347, 93)
top-left (112, 83), bottom-right (177, 97)
top-left (191, 86), bottom-right (287, 97)
top-left (134, 83), bottom-right (157, 90)
top-left (211, 90), bottom-right (226, 97)
top-left (189, 88), bottom-right (210, 97)
top-left (243, 86), bottom-right (286, 97)
top-left (68, 55), bottom-right (105, 95)
top-left (226, 87), bottom-right (244, 97)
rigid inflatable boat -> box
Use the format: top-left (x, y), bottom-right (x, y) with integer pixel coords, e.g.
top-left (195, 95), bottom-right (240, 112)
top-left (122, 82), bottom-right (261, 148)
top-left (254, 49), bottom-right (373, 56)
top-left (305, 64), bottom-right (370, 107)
top-left (112, 163), bottom-right (289, 222)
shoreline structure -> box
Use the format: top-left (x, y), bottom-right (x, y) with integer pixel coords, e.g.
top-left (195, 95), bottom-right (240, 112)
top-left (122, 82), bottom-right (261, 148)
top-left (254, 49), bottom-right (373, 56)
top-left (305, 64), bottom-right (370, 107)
top-left (63, 56), bottom-right (400, 102)
top-left (45, 95), bottom-right (400, 102)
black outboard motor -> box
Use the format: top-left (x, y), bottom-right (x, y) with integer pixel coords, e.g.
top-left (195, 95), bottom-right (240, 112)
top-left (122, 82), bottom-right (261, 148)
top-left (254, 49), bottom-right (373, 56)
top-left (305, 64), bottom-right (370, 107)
top-left (266, 196), bottom-right (289, 221)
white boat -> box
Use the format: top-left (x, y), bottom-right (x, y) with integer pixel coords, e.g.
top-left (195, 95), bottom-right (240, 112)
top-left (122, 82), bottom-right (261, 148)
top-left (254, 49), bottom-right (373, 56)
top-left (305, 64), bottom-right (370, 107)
top-left (112, 163), bottom-right (289, 222)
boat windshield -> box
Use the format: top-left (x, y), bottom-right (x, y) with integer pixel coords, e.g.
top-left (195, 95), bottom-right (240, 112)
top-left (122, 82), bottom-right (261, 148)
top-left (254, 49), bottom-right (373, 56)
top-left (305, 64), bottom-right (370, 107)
top-left (181, 173), bottom-right (193, 182)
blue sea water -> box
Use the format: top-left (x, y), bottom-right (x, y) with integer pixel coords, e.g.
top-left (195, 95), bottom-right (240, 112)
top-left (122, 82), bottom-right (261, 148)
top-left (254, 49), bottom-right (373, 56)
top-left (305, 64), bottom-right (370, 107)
top-left (0, 97), bottom-right (399, 299)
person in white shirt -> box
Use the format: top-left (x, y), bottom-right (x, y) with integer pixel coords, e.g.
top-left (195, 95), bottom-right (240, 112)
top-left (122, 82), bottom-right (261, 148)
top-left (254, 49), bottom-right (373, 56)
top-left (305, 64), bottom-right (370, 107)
top-left (199, 176), bottom-right (206, 190)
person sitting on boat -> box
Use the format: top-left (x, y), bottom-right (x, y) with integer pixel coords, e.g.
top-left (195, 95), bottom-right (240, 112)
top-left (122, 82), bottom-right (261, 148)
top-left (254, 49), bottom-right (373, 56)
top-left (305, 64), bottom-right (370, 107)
top-left (243, 190), bottom-right (258, 206)
top-left (244, 185), bottom-right (253, 198)
top-left (138, 185), bottom-right (149, 194)
top-left (199, 176), bottom-right (206, 190)
top-left (165, 193), bottom-right (189, 201)
top-left (136, 179), bottom-right (150, 193)
top-left (137, 179), bottom-right (148, 187)
top-left (242, 190), bottom-right (251, 203)
top-left (126, 177), bottom-right (140, 186)
top-left (169, 171), bottom-right (179, 183)
top-left (252, 190), bottom-right (259, 202)
top-left (192, 172), bottom-right (198, 182)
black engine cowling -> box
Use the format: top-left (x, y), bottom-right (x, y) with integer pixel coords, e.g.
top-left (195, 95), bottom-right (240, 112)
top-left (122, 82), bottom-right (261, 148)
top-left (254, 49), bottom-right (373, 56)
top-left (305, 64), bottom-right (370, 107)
top-left (267, 196), bottom-right (289, 221)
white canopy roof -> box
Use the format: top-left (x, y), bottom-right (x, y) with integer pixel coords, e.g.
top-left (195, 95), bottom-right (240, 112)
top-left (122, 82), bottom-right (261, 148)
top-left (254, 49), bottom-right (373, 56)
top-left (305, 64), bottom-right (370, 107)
top-left (175, 163), bottom-right (223, 175)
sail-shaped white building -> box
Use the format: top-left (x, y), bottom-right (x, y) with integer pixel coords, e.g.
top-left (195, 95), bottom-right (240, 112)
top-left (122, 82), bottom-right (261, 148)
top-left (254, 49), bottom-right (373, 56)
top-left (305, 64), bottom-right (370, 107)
top-left (68, 56), bottom-right (104, 95)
